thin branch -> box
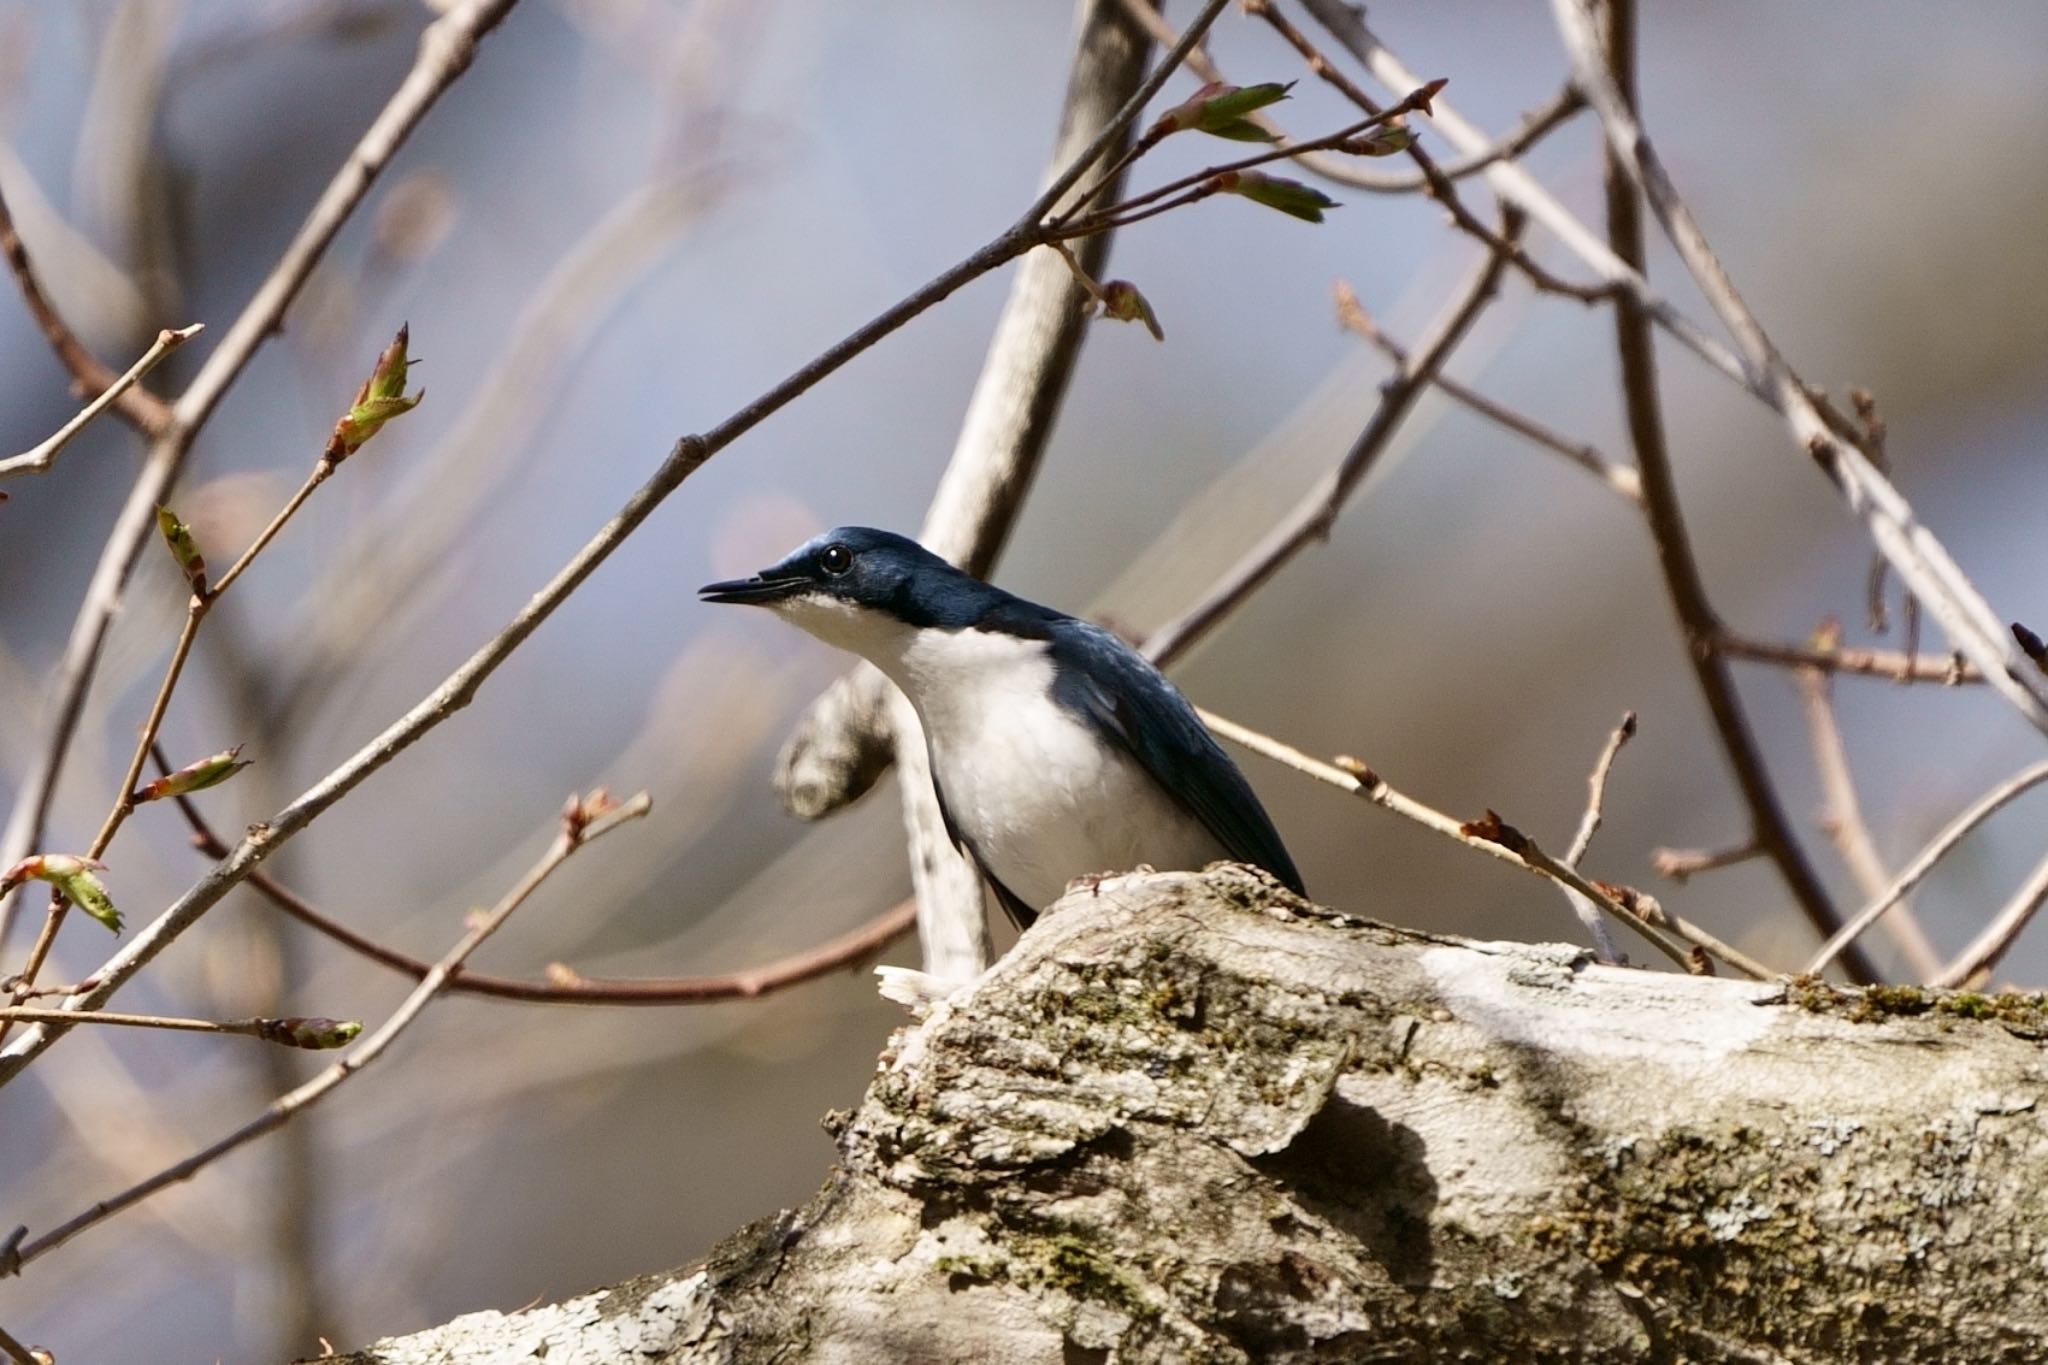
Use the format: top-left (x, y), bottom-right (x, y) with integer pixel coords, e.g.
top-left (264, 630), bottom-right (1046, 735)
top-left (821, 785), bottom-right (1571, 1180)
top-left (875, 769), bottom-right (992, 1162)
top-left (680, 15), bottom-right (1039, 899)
top-left (1025, 0), bottom-right (1232, 225)
top-left (1295, 0), bottom-right (1752, 388)
top-left (0, 1007), bottom-right (360, 1048)
top-left (0, 791), bottom-right (649, 1278)
top-left (0, 324), bottom-right (201, 480)
top-left (1588, 0), bottom-right (1870, 983)
top-left (1551, 0), bottom-right (2048, 739)
top-left (1935, 849), bottom-right (2048, 989)
top-left (1197, 708), bottom-right (1777, 981)
top-left (0, 1321), bottom-right (39, 1365)
top-left (1142, 213), bottom-right (1519, 668)
top-left (1056, 85), bottom-right (1444, 239)
top-left (1249, 0), bottom-right (1611, 304)
top-left (1109, 0), bottom-right (1583, 197)
top-left (1719, 632), bottom-right (1978, 685)
top-left (166, 780), bottom-right (915, 1002)
top-left (1566, 711), bottom-right (1636, 866)
top-left (1559, 711), bottom-right (1636, 963)
top-left (0, 0), bottom-right (524, 959)
top-left (4, 458), bottom-right (335, 1020)
top-left (1794, 647), bottom-right (1943, 979)
top-left (0, 185), bottom-right (173, 437)
top-left (1808, 758), bottom-right (2048, 976)
top-left (1652, 839), bottom-right (1761, 884)
top-left (1333, 280), bottom-right (1641, 503)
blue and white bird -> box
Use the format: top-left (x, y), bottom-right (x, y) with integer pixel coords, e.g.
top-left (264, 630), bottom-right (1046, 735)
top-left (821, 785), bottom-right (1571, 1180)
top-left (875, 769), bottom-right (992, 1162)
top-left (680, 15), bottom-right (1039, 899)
top-left (700, 527), bottom-right (1304, 927)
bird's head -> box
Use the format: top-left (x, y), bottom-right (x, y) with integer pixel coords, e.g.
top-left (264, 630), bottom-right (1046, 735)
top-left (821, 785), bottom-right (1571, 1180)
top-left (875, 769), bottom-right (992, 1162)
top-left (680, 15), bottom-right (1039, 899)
top-left (698, 526), bottom-right (987, 657)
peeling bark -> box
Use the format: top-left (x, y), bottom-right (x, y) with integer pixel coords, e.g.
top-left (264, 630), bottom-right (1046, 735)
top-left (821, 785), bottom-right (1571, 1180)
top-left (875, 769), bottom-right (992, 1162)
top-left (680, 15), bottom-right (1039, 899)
top-left (318, 868), bottom-right (2048, 1364)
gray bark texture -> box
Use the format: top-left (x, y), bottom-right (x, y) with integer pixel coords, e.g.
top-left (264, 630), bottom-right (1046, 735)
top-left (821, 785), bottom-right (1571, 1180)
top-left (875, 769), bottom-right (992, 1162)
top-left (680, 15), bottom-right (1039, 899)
top-left (316, 867), bottom-right (2048, 1364)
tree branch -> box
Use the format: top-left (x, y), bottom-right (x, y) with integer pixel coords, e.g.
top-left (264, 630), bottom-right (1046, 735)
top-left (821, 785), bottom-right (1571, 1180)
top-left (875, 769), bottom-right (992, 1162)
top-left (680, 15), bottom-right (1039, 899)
top-left (1141, 213), bottom-right (1518, 668)
top-left (0, 185), bottom-right (173, 437)
top-left (0, 791), bottom-right (648, 1279)
top-left (0, 324), bottom-right (200, 479)
top-left (1552, 0), bottom-right (2048, 740)
top-left (1591, 0), bottom-right (1869, 983)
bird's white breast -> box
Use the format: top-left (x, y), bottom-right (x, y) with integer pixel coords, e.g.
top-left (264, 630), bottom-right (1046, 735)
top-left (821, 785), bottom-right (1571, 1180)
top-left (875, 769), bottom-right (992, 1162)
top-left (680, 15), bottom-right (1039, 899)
top-left (883, 627), bottom-right (1227, 913)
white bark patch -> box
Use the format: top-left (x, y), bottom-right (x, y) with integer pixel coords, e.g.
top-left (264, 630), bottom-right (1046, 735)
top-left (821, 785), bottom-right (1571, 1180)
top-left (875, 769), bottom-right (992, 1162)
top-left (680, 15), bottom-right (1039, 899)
top-left (1418, 940), bottom-right (1781, 1065)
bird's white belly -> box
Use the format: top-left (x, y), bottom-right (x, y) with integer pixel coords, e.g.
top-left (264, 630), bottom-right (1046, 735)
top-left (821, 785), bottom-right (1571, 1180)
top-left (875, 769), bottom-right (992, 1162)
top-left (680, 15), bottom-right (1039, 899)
top-left (900, 635), bottom-right (1225, 913)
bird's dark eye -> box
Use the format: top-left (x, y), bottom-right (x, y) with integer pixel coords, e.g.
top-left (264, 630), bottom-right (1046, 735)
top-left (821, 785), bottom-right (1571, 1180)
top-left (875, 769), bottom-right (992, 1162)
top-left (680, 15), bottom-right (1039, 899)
top-left (819, 543), bottom-right (853, 576)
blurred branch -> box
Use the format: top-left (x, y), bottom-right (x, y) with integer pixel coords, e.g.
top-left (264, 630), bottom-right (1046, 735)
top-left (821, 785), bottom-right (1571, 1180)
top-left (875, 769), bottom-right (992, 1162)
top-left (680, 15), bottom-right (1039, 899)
top-left (0, 790), bottom-right (648, 1279)
top-left (1806, 758), bottom-right (2048, 976)
top-left (0, 324), bottom-right (199, 479)
top-left (1553, 0), bottom-right (2048, 740)
top-left (1142, 211), bottom-right (1519, 668)
top-left (1591, 0), bottom-right (1870, 984)
top-left (0, 0), bottom-right (524, 960)
top-left (1719, 632), bottom-right (1976, 685)
top-left (1652, 839), bottom-right (1761, 884)
top-left (1333, 280), bottom-right (1640, 503)
top-left (170, 779), bottom-right (914, 1002)
top-left (0, 184), bottom-right (172, 436)
top-left (1794, 642), bottom-right (1942, 979)
top-left (0, 0), bottom-right (1240, 1081)
top-left (0, 1321), bottom-right (40, 1365)
top-left (1198, 708), bottom-right (1777, 981)
top-left (1935, 851), bottom-right (2048, 990)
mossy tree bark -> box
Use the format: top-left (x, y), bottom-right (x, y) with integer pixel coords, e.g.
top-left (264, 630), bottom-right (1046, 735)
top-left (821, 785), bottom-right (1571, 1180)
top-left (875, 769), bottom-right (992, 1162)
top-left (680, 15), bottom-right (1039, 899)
top-left (319, 868), bottom-right (2048, 1364)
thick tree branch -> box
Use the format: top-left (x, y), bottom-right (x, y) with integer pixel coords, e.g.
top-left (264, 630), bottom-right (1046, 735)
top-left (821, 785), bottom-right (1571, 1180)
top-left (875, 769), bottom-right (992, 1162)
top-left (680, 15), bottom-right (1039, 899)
top-left (315, 868), bottom-right (2048, 1364)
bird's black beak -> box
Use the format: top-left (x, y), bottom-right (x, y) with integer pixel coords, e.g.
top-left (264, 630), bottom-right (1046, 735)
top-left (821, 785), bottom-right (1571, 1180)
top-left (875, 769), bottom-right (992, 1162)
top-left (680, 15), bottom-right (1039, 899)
top-left (698, 572), bottom-right (807, 606)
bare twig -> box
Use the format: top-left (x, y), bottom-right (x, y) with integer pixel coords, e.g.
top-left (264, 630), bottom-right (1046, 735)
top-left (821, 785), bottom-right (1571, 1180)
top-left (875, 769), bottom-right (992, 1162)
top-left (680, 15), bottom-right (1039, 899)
top-left (1108, 0), bottom-right (1584, 196)
top-left (1652, 840), bottom-right (1762, 884)
top-left (0, 790), bottom-right (649, 1278)
top-left (0, 0), bottom-right (524, 958)
top-left (167, 779), bottom-right (916, 1002)
top-left (1794, 645), bottom-right (1942, 979)
top-left (0, 185), bottom-right (173, 437)
top-left (0, 1007), bottom-right (360, 1048)
top-left (1808, 759), bottom-right (2048, 976)
top-left (1566, 711), bottom-right (1636, 866)
top-left (1552, 0), bottom-right (2048, 740)
top-left (1334, 280), bottom-right (1641, 503)
top-left (1197, 708), bottom-right (1776, 980)
top-left (1589, 0), bottom-right (1869, 983)
top-left (1559, 711), bottom-right (1636, 963)
top-left (1935, 850), bottom-right (2048, 990)
top-left (1720, 633), bottom-right (1978, 685)
top-left (0, 1321), bottom-right (41, 1365)
top-left (1249, 0), bottom-right (1610, 304)
top-left (0, 324), bottom-right (201, 479)
top-left (1143, 213), bottom-right (1519, 667)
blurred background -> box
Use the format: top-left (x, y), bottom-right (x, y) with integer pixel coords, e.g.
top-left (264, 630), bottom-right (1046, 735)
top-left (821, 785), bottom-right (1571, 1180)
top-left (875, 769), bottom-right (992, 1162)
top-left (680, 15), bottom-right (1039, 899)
top-left (2, 0), bottom-right (2047, 1359)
